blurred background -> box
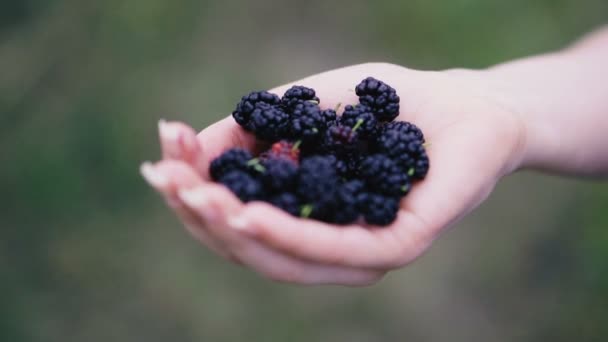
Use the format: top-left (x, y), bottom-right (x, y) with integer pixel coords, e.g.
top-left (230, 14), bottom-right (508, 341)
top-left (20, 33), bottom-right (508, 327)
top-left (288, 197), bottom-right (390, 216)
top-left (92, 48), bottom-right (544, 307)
top-left (1, 0), bottom-right (607, 341)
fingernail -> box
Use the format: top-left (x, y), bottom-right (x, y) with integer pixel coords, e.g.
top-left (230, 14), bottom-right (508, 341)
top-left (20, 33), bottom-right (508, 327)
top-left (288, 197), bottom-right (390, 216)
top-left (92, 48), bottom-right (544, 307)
top-left (228, 215), bottom-right (251, 232)
top-left (178, 188), bottom-right (208, 206)
top-left (159, 120), bottom-right (180, 142)
top-left (140, 162), bottom-right (168, 188)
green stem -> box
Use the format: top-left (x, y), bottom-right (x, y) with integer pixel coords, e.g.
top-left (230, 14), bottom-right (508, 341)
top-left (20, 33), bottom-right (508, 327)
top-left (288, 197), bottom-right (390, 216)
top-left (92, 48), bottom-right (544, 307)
top-left (247, 158), bottom-right (266, 173)
top-left (300, 204), bottom-right (314, 218)
top-left (292, 140), bottom-right (302, 151)
top-left (352, 118), bottom-right (364, 132)
top-left (407, 167), bottom-right (415, 177)
top-left (334, 102), bottom-right (342, 112)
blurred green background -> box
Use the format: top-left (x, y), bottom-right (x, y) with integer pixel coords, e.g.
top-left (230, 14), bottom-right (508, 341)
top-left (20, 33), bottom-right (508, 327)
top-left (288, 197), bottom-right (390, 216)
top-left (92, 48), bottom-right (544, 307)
top-left (1, 0), bottom-right (607, 341)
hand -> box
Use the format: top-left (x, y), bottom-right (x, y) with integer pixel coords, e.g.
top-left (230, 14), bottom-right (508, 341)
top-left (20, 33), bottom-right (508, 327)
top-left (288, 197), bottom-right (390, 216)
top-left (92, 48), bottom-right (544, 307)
top-left (140, 63), bottom-right (527, 286)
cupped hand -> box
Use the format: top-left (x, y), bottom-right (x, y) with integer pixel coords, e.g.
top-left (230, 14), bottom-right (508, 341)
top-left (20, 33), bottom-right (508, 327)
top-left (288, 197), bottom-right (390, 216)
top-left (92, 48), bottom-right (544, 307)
top-left (140, 63), bottom-right (527, 286)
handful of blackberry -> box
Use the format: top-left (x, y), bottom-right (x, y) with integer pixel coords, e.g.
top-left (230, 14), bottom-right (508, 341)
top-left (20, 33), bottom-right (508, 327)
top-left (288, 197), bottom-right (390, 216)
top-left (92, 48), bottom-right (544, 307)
top-left (210, 78), bottom-right (429, 226)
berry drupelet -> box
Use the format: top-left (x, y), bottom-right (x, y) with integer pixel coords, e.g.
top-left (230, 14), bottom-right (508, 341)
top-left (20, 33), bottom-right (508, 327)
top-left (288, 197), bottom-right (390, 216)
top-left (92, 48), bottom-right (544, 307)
top-left (355, 77), bottom-right (400, 122)
top-left (322, 123), bottom-right (360, 156)
top-left (260, 157), bottom-right (298, 193)
top-left (289, 102), bottom-right (330, 142)
top-left (232, 91), bottom-right (281, 130)
top-left (210, 148), bottom-right (253, 181)
top-left (328, 179), bottom-right (365, 224)
top-left (296, 155), bottom-right (340, 217)
top-left (339, 104), bottom-right (378, 138)
top-left (247, 102), bottom-right (290, 141)
top-left (261, 140), bottom-right (301, 163)
top-left (281, 85), bottom-right (319, 110)
top-left (219, 170), bottom-right (264, 202)
top-left (269, 192), bottom-right (301, 217)
top-left (358, 192), bottom-right (400, 226)
top-left (374, 125), bottom-right (429, 180)
top-left (358, 154), bottom-right (411, 197)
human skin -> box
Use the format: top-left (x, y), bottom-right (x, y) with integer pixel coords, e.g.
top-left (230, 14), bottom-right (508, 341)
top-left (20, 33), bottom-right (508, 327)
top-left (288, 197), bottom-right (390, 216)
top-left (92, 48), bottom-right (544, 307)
top-left (140, 26), bottom-right (608, 286)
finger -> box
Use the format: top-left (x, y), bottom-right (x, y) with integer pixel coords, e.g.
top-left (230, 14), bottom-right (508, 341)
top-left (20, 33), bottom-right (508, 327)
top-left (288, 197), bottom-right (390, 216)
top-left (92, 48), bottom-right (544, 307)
top-left (140, 160), bottom-right (231, 259)
top-left (158, 120), bottom-right (207, 175)
top-left (177, 186), bottom-right (385, 286)
top-left (196, 117), bottom-right (266, 176)
top-left (222, 201), bottom-right (427, 269)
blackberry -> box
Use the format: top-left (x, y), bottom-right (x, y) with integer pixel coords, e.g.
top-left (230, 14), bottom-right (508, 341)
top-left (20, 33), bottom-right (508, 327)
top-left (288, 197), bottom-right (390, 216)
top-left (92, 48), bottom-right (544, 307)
top-left (340, 104), bottom-right (378, 138)
top-left (269, 192), bottom-right (301, 217)
top-left (219, 170), bottom-right (264, 202)
top-left (260, 157), bottom-right (298, 193)
top-left (374, 126), bottom-right (428, 179)
top-left (328, 154), bottom-right (363, 179)
top-left (355, 77), bottom-right (400, 122)
top-left (261, 140), bottom-right (300, 164)
top-left (249, 102), bottom-right (290, 141)
top-left (321, 108), bottom-right (337, 126)
top-left (328, 180), bottom-right (365, 224)
top-left (359, 154), bottom-right (411, 197)
top-left (232, 91), bottom-right (281, 130)
top-left (281, 85), bottom-right (319, 110)
top-left (358, 192), bottom-right (400, 226)
top-left (296, 155), bottom-right (340, 217)
top-left (322, 123), bottom-right (360, 156)
top-left (380, 121), bottom-right (424, 143)
top-left (289, 102), bottom-right (330, 142)
top-left (210, 148), bottom-right (253, 181)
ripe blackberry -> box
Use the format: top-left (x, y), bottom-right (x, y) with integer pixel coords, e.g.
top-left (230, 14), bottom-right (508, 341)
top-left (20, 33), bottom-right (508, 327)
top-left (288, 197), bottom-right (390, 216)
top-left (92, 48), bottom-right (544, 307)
top-left (219, 170), bottom-right (264, 202)
top-left (281, 85), bottom-right (319, 110)
top-left (269, 192), bottom-right (301, 217)
top-left (261, 140), bottom-right (300, 164)
top-left (232, 91), bottom-right (281, 130)
top-left (328, 154), bottom-right (363, 179)
top-left (210, 148), bottom-right (253, 181)
top-left (322, 123), bottom-right (360, 156)
top-left (359, 154), bottom-right (411, 197)
top-left (355, 77), bottom-right (400, 122)
top-left (380, 121), bottom-right (425, 143)
top-left (296, 155), bottom-right (340, 217)
top-left (340, 104), bottom-right (378, 138)
top-left (374, 126), bottom-right (428, 180)
top-left (260, 157), bottom-right (298, 193)
top-left (328, 180), bottom-right (365, 224)
top-left (289, 102), bottom-right (330, 142)
top-left (358, 192), bottom-right (399, 226)
top-left (249, 102), bottom-right (290, 141)
top-left (321, 109), bottom-right (337, 126)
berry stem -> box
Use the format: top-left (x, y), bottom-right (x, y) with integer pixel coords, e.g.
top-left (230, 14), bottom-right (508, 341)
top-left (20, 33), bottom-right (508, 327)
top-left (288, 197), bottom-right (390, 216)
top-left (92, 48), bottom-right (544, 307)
top-left (352, 118), bottom-right (364, 132)
top-left (300, 204), bottom-right (314, 218)
top-left (334, 102), bottom-right (342, 112)
top-left (401, 184), bottom-right (411, 193)
top-left (422, 142), bottom-right (431, 148)
top-left (307, 100), bottom-right (320, 104)
top-left (247, 158), bottom-right (266, 173)
top-left (407, 167), bottom-right (414, 177)
top-left (292, 140), bottom-right (302, 151)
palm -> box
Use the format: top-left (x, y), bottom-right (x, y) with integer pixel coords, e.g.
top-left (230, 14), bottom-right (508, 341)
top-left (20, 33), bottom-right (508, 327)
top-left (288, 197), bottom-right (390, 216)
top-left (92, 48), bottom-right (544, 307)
top-left (141, 63), bottom-right (524, 285)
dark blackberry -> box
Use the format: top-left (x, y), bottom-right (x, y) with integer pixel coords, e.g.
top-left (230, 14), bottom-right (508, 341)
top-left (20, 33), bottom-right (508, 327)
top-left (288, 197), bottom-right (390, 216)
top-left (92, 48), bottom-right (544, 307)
top-left (328, 180), bottom-right (365, 224)
top-left (340, 104), bottom-right (378, 138)
top-left (232, 91), bottom-right (281, 130)
top-left (260, 157), bottom-right (298, 193)
top-left (281, 85), bottom-right (319, 110)
top-left (374, 126), bottom-right (428, 180)
top-left (210, 148), bottom-right (253, 181)
top-left (249, 102), bottom-right (290, 141)
top-left (289, 102), bottom-right (330, 142)
top-left (358, 154), bottom-right (411, 197)
top-left (355, 77), bottom-right (400, 122)
top-left (219, 170), bottom-right (264, 202)
top-left (260, 140), bottom-right (300, 164)
top-left (328, 154), bottom-right (363, 179)
top-left (358, 192), bottom-right (400, 226)
top-left (296, 155), bottom-right (340, 217)
top-left (321, 109), bottom-right (337, 126)
top-left (268, 192), bottom-right (301, 217)
top-left (322, 123), bottom-right (360, 156)
top-left (380, 121), bottom-right (424, 143)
